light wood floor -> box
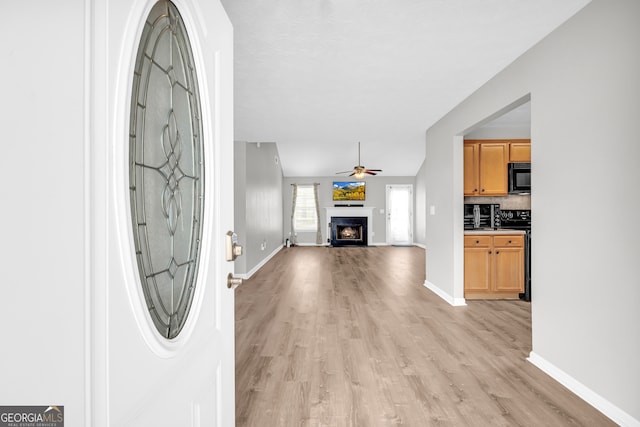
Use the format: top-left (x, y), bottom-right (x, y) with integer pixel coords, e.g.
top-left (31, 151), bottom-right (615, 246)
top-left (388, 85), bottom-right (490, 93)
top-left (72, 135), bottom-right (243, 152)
top-left (235, 246), bottom-right (613, 426)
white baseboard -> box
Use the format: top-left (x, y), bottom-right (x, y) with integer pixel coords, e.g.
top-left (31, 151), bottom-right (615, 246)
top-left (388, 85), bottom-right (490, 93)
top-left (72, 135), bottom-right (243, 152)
top-left (414, 242), bottom-right (426, 249)
top-left (239, 246), bottom-right (283, 280)
top-left (527, 352), bottom-right (640, 427)
top-left (424, 281), bottom-right (467, 306)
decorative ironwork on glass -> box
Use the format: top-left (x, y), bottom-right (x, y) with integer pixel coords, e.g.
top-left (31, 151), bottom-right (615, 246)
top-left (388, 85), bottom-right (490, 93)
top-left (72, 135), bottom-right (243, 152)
top-left (160, 110), bottom-right (184, 235)
top-left (129, 0), bottom-right (205, 339)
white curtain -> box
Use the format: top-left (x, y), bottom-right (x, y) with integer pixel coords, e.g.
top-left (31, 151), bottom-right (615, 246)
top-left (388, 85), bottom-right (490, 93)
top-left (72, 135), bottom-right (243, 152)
top-left (290, 183), bottom-right (322, 245)
top-left (290, 184), bottom-right (298, 245)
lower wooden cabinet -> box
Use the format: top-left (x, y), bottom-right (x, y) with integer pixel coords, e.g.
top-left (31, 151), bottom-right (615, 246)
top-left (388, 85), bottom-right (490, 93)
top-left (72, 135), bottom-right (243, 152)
top-left (464, 234), bottom-right (524, 299)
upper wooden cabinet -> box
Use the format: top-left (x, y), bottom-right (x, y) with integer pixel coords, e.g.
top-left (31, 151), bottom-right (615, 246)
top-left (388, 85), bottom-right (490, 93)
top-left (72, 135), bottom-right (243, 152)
top-left (509, 140), bottom-right (531, 162)
top-left (464, 141), bottom-right (508, 196)
top-left (463, 143), bottom-right (480, 195)
top-left (464, 139), bottom-right (531, 196)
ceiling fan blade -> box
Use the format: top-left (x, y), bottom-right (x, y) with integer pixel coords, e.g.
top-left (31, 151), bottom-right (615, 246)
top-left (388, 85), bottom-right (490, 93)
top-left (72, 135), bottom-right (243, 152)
top-left (365, 171), bottom-right (378, 175)
top-left (349, 171), bottom-right (356, 176)
top-left (366, 169), bottom-right (382, 172)
top-left (335, 170), bottom-right (353, 174)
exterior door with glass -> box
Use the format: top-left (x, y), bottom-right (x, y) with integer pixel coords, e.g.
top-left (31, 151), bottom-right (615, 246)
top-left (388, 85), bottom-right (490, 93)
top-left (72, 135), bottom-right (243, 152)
top-left (386, 185), bottom-right (414, 246)
top-left (90, 1), bottom-right (235, 425)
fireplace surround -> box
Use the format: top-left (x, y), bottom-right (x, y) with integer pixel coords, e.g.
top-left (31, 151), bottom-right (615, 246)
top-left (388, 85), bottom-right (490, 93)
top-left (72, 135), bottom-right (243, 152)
top-left (324, 206), bottom-right (374, 247)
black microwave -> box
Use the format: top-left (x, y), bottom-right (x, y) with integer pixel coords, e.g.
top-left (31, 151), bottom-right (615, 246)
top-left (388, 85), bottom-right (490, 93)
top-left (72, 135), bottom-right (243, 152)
top-left (508, 162), bottom-right (531, 194)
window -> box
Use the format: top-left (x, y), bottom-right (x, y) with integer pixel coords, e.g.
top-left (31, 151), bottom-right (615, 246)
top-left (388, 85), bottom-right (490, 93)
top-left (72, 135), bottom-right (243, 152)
top-left (293, 184), bottom-right (318, 232)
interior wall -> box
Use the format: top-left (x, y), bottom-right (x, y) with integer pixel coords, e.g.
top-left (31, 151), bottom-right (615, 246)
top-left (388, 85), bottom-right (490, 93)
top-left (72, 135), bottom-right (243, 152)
top-left (414, 161), bottom-right (427, 246)
top-left (423, 0), bottom-right (639, 423)
top-left (283, 176), bottom-right (417, 245)
top-left (234, 142), bottom-right (248, 274)
top-left (234, 142), bottom-right (284, 275)
top-left (1, 1), bottom-right (86, 424)
top-left (464, 126), bottom-right (531, 139)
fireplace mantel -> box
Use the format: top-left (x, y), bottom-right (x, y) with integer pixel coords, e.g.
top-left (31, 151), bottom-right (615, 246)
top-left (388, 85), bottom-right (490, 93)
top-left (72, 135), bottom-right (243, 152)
top-left (324, 207), bottom-right (374, 245)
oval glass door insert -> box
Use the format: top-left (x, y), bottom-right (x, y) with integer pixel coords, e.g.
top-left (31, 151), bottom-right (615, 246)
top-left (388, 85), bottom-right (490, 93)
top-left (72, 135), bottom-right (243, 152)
top-left (129, 0), bottom-right (205, 339)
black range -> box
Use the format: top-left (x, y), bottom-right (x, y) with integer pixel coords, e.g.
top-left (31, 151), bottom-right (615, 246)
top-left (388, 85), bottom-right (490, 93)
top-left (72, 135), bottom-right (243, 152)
top-left (499, 209), bottom-right (532, 301)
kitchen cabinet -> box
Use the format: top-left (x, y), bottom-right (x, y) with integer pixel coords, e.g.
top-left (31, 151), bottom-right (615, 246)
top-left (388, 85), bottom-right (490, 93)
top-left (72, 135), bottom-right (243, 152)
top-left (463, 236), bottom-right (491, 293)
top-left (509, 140), bottom-right (531, 162)
top-left (464, 234), bottom-right (524, 299)
top-left (464, 141), bottom-right (508, 196)
top-left (463, 143), bottom-right (480, 196)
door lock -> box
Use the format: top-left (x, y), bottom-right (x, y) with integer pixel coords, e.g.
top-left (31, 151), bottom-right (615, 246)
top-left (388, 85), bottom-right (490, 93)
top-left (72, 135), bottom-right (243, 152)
top-left (225, 231), bottom-right (243, 261)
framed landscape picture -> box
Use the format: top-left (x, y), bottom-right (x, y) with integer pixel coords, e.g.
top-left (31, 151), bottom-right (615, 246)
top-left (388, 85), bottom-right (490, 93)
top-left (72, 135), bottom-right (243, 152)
top-left (333, 181), bottom-right (365, 201)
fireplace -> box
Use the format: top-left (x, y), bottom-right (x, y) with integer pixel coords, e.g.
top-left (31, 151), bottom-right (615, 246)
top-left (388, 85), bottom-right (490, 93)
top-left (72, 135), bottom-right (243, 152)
top-left (330, 217), bottom-right (368, 246)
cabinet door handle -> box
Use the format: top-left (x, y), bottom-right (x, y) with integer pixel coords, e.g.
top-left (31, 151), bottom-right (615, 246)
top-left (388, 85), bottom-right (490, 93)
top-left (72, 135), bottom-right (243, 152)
top-left (476, 240), bottom-right (480, 244)
top-left (508, 240), bottom-right (512, 243)
top-left (488, 250), bottom-right (492, 254)
top-left (496, 251), bottom-right (500, 254)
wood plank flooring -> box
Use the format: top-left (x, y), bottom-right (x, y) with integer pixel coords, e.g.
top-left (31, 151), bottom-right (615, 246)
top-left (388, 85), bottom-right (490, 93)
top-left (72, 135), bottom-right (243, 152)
top-left (235, 246), bottom-right (614, 426)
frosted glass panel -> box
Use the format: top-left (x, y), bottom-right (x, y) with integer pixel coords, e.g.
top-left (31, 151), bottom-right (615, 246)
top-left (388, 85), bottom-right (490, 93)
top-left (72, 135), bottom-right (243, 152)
top-left (129, 1), bottom-right (204, 339)
top-left (388, 186), bottom-right (412, 245)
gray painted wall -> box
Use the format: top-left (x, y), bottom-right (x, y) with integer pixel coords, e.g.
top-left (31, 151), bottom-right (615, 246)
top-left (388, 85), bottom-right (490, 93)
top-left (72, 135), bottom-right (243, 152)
top-left (233, 141), bottom-right (248, 274)
top-left (421, 0), bottom-right (639, 422)
top-left (465, 126), bottom-right (531, 139)
top-left (283, 176), bottom-right (418, 246)
top-left (234, 142), bottom-right (284, 275)
top-left (414, 163), bottom-right (427, 245)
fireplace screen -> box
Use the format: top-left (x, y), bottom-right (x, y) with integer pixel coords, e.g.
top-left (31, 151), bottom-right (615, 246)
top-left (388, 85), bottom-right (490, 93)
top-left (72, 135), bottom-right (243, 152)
top-left (330, 217), bottom-right (368, 246)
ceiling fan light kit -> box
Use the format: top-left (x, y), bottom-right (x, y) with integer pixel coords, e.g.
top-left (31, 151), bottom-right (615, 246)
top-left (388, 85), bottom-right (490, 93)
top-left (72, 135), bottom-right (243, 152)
top-left (335, 142), bottom-right (382, 178)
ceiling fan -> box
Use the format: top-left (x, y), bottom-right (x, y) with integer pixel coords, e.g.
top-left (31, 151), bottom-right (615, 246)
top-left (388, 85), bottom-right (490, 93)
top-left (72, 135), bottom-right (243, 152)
top-left (335, 142), bottom-right (382, 178)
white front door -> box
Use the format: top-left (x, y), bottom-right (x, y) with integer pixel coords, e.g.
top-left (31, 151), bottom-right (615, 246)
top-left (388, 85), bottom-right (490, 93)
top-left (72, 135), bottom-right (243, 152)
top-left (90, 1), bottom-right (235, 425)
top-left (386, 185), bottom-right (414, 246)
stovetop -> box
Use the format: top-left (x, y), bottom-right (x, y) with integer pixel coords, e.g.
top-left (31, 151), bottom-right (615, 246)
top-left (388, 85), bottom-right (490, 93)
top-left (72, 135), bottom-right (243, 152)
top-left (499, 209), bottom-right (531, 230)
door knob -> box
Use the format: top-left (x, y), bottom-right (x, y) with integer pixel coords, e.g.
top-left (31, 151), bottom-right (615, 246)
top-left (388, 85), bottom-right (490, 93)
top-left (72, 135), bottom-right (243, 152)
top-left (227, 273), bottom-right (243, 289)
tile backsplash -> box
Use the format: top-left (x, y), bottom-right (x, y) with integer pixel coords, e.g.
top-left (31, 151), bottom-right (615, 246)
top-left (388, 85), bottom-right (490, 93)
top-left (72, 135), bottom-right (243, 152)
top-left (464, 194), bottom-right (531, 210)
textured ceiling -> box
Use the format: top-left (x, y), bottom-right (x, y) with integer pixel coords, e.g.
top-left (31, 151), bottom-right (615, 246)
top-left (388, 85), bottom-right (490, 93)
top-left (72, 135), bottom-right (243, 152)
top-left (221, 0), bottom-right (590, 177)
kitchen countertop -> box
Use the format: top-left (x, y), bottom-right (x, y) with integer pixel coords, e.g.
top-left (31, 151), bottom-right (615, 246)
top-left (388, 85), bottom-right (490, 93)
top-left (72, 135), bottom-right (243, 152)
top-left (464, 229), bottom-right (526, 235)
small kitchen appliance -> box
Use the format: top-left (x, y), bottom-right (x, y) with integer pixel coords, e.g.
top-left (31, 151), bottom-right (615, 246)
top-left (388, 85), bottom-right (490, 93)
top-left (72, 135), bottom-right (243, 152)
top-left (508, 162), bottom-right (531, 194)
top-left (464, 203), bottom-right (501, 230)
